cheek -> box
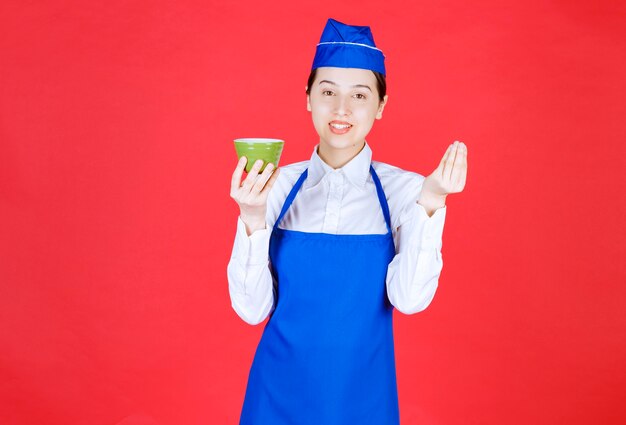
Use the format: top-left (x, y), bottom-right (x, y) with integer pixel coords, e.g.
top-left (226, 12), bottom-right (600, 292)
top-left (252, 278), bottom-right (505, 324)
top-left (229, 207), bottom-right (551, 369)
top-left (354, 106), bottom-right (378, 123)
top-left (312, 100), bottom-right (332, 112)
top-left (311, 103), bottom-right (332, 123)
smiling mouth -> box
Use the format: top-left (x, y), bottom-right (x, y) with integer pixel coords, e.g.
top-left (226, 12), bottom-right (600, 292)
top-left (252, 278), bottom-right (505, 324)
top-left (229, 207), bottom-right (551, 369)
top-left (329, 121), bottom-right (353, 134)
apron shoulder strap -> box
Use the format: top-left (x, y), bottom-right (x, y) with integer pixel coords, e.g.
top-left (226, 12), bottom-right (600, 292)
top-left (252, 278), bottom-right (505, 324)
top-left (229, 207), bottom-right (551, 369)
top-left (370, 165), bottom-right (393, 234)
top-left (273, 168), bottom-right (308, 231)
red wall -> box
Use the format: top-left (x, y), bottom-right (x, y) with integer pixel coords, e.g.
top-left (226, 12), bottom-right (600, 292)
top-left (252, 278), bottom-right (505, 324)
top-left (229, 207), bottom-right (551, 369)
top-left (1, 1), bottom-right (625, 424)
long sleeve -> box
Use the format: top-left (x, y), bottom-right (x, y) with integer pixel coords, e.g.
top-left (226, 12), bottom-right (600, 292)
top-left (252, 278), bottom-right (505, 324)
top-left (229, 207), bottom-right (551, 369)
top-left (385, 201), bottom-right (446, 314)
top-left (226, 216), bottom-right (276, 325)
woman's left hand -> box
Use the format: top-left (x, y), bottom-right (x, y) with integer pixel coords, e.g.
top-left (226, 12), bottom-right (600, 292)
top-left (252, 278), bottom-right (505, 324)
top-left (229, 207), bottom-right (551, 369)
top-left (422, 140), bottom-right (468, 201)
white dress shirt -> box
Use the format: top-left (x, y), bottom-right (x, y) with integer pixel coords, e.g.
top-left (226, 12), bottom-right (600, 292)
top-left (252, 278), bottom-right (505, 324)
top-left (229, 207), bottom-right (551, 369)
top-left (227, 141), bottom-right (447, 325)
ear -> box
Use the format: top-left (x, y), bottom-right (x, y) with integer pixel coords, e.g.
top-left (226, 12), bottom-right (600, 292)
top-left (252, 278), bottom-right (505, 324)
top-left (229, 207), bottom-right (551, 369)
top-left (376, 94), bottom-right (388, 119)
top-left (306, 90), bottom-right (312, 112)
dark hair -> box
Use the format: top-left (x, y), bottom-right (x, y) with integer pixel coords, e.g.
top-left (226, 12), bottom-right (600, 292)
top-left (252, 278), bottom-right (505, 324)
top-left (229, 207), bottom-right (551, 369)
top-left (305, 68), bottom-right (387, 103)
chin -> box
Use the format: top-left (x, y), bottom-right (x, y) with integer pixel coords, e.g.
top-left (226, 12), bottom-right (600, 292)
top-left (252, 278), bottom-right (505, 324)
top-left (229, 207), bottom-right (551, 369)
top-left (322, 137), bottom-right (359, 150)
top-left (323, 130), bottom-right (363, 145)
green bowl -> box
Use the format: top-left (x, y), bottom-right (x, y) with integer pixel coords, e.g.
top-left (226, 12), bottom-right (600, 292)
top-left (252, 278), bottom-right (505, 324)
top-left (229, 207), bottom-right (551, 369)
top-left (234, 138), bottom-right (284, 173)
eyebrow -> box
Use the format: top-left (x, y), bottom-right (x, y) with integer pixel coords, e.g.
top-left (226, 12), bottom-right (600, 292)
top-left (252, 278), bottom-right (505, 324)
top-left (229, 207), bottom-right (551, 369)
top-left (318, 79), bottom-right (372, 92)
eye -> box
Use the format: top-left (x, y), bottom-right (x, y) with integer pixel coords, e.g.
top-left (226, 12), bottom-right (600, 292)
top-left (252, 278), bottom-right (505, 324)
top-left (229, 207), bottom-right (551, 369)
top-left (354, 93), bottom-right (367, 100)
top-left (322, 90), bottom-right (334, 96)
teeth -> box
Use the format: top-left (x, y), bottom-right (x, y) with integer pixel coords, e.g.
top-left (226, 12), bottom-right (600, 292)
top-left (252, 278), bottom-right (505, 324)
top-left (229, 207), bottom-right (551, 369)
top-left (331, 123), bottom-right (351, 129)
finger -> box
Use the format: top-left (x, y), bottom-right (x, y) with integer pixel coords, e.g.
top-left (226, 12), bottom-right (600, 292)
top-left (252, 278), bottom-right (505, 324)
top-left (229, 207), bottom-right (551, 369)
top-left (461, 144), bottom-right (467, 168)
top-left (446, 141), bottom-right (461, 182)
top-left (458, 143), bottom-right (467, 166)
top-left (251, 163), bottom-right (275, 194)
top-left (260, 166), bottom-right (281, 197)
top-left (441, 142), bottom-right (456, 178)
top-left (241, 159), bottom-right (265, 191)
top-left (440, 145), bottom-right (451, 163)
top-left (437, 144), bottom-right (452, 177)
top-left (231, 156), bottom-right (248, 191)
top-left (450, 143), bottom-right (466, 187)
top-left (453, 143), bottom-right (468, 185)
top-left (452, 142), bottom-right (465, 165)
top-left (458, 144), bottom-right (468, 188)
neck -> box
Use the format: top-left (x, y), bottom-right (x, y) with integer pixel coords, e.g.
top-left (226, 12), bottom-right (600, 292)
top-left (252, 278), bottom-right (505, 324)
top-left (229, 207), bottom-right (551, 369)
top-left (317, 141), bottom-right (366, 169)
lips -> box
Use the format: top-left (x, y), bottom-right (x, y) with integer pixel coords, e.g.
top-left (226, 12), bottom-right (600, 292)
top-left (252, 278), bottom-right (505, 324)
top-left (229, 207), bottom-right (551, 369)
top-left (329, 120), bottom-right (352, 134)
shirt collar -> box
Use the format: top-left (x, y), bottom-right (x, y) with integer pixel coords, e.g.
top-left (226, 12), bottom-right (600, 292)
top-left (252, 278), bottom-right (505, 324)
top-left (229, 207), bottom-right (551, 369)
top-left (303, 141), bottom-right (372, 190)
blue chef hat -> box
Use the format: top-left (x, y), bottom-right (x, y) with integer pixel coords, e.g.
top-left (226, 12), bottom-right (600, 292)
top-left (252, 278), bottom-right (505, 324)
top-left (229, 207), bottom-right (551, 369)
top-left (311, 18), bottom-right (386, 76)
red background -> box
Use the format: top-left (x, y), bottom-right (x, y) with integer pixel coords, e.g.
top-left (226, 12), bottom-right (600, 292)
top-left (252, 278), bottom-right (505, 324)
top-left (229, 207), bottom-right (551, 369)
top-left (1, 1), bottom-right (625, 424)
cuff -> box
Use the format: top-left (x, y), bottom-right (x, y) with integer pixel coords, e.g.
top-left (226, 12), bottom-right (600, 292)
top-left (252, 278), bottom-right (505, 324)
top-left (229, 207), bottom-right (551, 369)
top-left (235, 216), bottom-right (272, 265)
top-left (413, 203), bottom-right (447, 250)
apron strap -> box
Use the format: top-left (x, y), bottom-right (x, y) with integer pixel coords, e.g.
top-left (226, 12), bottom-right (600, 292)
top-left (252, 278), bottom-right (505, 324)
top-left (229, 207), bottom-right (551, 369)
top-left (273, 168), bottom-right (309, 231)
top-left (370, 164), bottom-right (393, 234)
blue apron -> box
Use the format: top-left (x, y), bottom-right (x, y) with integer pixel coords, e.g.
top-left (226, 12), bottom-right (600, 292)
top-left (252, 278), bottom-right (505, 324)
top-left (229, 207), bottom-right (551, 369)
top-left (240, 165), bottom-right (400, 425)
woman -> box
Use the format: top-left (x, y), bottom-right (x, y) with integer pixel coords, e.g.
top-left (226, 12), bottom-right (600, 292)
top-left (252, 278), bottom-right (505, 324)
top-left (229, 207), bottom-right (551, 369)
top-left (228, 18), bottom-right (467, 425)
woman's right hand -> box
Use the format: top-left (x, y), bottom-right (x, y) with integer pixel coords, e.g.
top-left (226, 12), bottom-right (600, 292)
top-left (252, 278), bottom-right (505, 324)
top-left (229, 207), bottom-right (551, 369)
top-left (230, 156), bottom-right (281, 236)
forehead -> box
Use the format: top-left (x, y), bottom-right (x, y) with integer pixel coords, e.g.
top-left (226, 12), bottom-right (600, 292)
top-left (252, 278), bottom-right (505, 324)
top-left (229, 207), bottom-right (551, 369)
top-left (314, 67), bottom-right (376, 87)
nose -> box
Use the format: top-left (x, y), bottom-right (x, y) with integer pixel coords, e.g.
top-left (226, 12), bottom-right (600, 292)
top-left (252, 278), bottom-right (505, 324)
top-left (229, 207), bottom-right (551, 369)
top-left (333, 95), bottom-right (351, 116)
